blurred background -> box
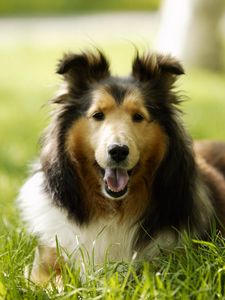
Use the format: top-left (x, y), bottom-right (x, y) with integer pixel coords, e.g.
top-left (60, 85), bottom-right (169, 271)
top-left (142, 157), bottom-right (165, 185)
top-left (0, 0), bottom-right (225, 224)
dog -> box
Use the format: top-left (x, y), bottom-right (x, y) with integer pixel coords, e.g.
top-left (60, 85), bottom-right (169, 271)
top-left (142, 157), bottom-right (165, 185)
top-left (18, 50), bottom-right (225, 285)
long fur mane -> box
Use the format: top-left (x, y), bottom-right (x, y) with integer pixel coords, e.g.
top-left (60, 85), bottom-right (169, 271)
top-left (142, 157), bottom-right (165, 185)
top-left (39, 51), bottom-right (213, 250)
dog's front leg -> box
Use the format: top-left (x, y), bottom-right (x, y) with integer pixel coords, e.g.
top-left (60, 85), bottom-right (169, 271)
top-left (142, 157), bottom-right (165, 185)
top-left (28, 245), bottom-right (62, 286)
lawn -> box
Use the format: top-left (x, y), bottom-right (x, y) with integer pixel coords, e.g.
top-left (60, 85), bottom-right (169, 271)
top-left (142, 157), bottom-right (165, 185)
top-left (0, 0), bottom-right (159, 16)
top-left (0, 40), bottom-right (225, 299)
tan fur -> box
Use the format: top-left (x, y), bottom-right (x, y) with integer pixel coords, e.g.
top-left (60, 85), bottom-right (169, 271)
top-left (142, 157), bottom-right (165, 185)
top-left (121, 89), bottom-right (151, 121)
top-left (88, 88), bottom-right (117, 116)
top-left (65, 87), bottom-right (168, 221)
top-left (29, 246), bottom-right (62, 286)
top-left (66, 118), bottom-right (121, 218)
top-left (194, 142), bottom-right (225, 229)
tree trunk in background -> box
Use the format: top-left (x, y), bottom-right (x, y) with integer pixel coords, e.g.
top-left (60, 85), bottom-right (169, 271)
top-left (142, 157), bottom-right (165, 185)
top-left (156, 0), bottom-right (224, 70)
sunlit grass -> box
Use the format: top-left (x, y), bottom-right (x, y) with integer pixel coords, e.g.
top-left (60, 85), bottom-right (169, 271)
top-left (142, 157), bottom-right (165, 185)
top-left (0, 0), bottom-right (159, 16)
top-left (1, 228), bottom-right (225, 299)
top-left (0, 41), bottom-right (225, 299)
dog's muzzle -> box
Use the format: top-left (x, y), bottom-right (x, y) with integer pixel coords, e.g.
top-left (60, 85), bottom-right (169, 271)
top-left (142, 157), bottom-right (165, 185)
top-left (101, 144), bottom-right (131, 199)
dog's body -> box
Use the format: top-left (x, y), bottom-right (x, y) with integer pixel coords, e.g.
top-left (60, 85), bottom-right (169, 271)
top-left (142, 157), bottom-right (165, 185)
top-left (18, 50), bottom-right (225, 284)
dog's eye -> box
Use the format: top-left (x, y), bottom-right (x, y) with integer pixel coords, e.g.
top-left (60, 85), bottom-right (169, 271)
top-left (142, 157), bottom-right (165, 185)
top-left (92, 112), bottom-right (105, 121)
top-left (132, 113), bottom-right (144, 122)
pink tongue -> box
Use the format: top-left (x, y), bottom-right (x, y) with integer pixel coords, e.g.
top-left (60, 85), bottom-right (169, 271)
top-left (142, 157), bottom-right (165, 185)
top-left (104, 168), bottom-right (129, 192)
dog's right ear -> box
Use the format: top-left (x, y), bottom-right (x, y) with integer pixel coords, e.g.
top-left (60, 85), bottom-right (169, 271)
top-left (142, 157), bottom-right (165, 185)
top-left (132, 52), bottom-right (184, 88)
top-left (57, 50), bottom-right (110, 95)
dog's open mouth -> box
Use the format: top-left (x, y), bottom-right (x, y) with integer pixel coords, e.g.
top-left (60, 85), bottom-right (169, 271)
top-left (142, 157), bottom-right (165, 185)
top-left (104, 168), bottom-right (129, 198)
top-left (99, 167), bottom-right (131, 199)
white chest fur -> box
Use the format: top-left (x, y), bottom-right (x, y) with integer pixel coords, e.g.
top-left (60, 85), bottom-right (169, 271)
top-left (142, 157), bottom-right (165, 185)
top-left (18, 172), bottom-right (137, 264)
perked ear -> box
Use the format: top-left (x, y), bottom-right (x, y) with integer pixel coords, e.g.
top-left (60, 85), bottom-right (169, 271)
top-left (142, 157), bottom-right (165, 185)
top-left (57, 50), bottom-right (110, 94)
top-left (132, 52), bottom-right (184, 84)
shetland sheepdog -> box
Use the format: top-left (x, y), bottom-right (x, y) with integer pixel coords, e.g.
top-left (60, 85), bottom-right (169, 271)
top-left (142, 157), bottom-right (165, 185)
top-left (18, 50), bottom-right (225, 284)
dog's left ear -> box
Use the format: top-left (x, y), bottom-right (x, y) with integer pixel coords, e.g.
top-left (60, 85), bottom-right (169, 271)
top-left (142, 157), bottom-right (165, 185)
top-left (132, 53), bottom-right (184, 86)
top-left (57, 50), bottom-right (110, 95)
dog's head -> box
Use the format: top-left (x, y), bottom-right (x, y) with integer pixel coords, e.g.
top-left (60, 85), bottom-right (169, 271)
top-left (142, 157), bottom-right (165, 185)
top-left (78, 85), bottom-right (169, 200)
top-left (41, 50), bottom-right (188, 224)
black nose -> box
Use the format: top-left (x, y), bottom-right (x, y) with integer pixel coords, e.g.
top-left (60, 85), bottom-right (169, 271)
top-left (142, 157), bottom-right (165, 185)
top-left (108, 144), bottom-right (129, 163)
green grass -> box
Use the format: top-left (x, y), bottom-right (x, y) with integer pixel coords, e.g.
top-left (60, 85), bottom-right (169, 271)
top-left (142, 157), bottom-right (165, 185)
top-left (0, 0), bottom-right (159, 16)
top-left (0, 40), bottom-right (225, 299)
top-left (1, 230), bottom-right (225, 299)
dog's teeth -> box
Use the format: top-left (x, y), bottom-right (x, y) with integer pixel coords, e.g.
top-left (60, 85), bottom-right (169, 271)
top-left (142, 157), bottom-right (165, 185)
top-left (105, 183), bottom-right (119, 193)
top-left (108, 186), bottom-right (116, 192)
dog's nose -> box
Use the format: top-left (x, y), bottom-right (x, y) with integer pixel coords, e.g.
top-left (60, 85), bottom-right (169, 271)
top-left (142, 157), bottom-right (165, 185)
top-left (108, 144), bottom-right (129, 163)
